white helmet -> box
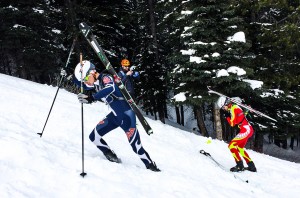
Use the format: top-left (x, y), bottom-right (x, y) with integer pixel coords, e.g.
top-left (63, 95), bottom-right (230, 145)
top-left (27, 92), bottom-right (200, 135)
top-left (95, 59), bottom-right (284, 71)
top-left (231, 97), bottom-right (243, 104)
top-left (217, 96), bottom-right (243, 108)
top-left (74, 60), bottom-right (96, 81)
top-left (217, 96), bottom-right (227, 108)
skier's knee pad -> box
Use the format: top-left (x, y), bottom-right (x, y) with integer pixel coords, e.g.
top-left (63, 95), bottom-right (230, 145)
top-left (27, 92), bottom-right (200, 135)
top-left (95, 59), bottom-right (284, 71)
top-left (228, 141), bottom-right (237, 149)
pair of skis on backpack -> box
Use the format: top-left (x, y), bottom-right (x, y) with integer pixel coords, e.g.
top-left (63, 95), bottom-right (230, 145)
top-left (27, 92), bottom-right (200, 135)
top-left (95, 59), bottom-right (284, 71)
top-left (207, 86), bottom-right (277, 122)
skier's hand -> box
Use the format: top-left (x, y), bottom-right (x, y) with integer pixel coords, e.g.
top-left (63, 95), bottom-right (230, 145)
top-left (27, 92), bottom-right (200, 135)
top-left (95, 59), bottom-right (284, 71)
top-left (130, 66), bottom-right (137, 71)
top-left (133, 71), bottom-right (139, 77)
top-left (60, 69), bottom-right (67, 77)
top-left (77, 93), bottom-right (94, 104)
top-left (224, 111), bottom-right (231, 118)
top-left (126, 70), bottom-right (133, 76)
top-left (221, 109), bottom-right (230, 118)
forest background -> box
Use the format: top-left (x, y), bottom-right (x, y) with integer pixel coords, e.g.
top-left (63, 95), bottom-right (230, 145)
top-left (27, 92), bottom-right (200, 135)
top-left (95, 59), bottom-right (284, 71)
top-left (0, 0), bottom-right (300, 158)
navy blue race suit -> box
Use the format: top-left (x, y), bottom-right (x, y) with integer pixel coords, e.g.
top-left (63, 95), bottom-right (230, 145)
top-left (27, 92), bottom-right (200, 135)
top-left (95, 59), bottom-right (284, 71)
top-left (117, 67), bottom-right (140, 99)
top-left (75, 73), bottom-right (153, 167)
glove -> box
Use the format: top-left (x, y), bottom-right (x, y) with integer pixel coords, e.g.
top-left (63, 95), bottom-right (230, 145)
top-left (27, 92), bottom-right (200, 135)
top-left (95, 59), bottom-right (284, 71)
top-left (60, 69), bottom-right (67, 77)
top-left (224, 111), bottom-right (231, 118)
top-left (221, 109), bottom-right (230, 118)
top-left (133, 71), bottom-right (139, 77)
top-left (130, 66), bottom-right (137, 71)
top-left (77, 93), bottom-right (94, 104)
top-left (67, 74), bottom-right (73, 81)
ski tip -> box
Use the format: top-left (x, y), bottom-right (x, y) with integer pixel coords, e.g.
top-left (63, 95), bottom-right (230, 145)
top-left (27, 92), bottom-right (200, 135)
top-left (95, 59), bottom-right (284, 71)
top-left (147, 129), bottom-right (153, 135)
top-left (79, 22), bottom-right (91, 37)
top-left (79, 22), bottom-right (87, 28)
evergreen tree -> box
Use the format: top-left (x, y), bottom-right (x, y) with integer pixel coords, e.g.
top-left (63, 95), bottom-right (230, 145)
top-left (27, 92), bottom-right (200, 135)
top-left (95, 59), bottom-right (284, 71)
top-left (247, 0), bottom-right (300, 141)
top-left (75, 1), bottom-right (133, 66)
top-left (0, 0), bottom-right (66, 84)
top-left (131, 0), bottom-right (168, 123)
top-left (168, 0), bottom-right (253, 136)
top-left (157, 0), bottom-right (187, 124)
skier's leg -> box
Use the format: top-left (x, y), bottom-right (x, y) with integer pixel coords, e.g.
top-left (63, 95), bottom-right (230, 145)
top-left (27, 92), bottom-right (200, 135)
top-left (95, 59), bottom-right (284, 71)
top-left (228, 139), bottom-right (245, 171)
top-left (236, 125), bottom-right (254, 163)
top-left (121, 110), bottom-right (154, 166)
top-left (237, 125), bottom-right (257, 171)
top-left (237, 142), bottom-right (257, 172)
top-left (89, 113), bottom-right (118, 154)
top-left (228, 140), bottom-right (242, 162)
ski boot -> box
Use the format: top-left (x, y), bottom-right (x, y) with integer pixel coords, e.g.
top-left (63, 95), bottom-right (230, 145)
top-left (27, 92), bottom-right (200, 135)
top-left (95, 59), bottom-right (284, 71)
top-left (230, 161), bottom-right (245, 172)
top-left (146, 162), bottom-right (161, 172)
top-left (246, 161), bottom-right (257, 172)
top-left (104, 150), bottom-right (121, 163)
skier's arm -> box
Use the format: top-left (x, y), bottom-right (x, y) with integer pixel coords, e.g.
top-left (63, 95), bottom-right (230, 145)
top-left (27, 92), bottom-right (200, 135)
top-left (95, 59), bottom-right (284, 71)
top-left (228, 108), bottom-right (236, 127)
top-left (93, 84), bottom-right (115, 100)
top-left (118, 71), bottom-right (128, 83)
top-left (93, 76), bottom-right (115, 100)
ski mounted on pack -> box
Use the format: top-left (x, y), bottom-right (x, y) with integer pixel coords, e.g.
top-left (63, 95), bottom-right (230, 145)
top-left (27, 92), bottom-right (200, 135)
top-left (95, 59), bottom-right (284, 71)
top-left (207, 86), bottom-right (277, 122)
top-left (78, 22), bottom-right (153, 135)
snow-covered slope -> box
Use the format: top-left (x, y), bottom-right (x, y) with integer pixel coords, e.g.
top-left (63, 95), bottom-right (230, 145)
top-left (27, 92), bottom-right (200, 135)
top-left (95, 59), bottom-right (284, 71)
top-left (0, 74), bottom-right (299, 198)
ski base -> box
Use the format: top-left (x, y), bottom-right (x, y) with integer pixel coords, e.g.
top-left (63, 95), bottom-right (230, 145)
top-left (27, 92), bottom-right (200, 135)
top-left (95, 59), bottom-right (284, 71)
top-left (199, 150), bottom-right (249, 183)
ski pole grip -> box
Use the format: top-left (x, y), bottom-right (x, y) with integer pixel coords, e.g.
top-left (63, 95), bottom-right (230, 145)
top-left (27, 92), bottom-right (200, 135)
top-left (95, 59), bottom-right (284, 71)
top-left (79, 52), bottom-right (83, 93)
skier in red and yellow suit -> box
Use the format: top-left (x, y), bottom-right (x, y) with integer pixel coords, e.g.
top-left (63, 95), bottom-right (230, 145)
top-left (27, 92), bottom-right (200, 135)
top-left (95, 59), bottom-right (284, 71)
top-left (222, 99), bottom-right (257, 172)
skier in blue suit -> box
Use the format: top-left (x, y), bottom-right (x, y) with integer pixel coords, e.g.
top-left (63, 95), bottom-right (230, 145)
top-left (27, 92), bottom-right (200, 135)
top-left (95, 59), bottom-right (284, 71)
top-left (73, 60), bottom-right (160, 172)
top-left (118, 59), bottom-right (140, 100)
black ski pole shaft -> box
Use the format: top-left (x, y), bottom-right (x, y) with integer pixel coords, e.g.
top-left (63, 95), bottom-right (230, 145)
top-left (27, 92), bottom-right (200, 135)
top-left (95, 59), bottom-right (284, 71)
top-left (79, 52), bottom-right (87, 177)
top-left (80, 102), bottom-right (86, 177)
top-left (38, 37), bottom-right (77, 137)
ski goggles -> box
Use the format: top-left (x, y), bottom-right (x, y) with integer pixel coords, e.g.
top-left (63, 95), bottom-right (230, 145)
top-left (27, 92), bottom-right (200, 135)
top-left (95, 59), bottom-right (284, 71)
top-left (84, 69), bottom-right (96, 82)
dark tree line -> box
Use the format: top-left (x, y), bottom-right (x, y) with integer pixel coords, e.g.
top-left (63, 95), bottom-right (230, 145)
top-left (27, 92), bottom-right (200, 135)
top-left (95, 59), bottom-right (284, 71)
top-left (1, 0), bottom-right (300, 152)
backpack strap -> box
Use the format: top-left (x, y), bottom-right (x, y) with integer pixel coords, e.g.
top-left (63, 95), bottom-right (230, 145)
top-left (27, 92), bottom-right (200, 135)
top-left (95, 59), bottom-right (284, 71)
top-left (111, 93), bottom-right (125, 101)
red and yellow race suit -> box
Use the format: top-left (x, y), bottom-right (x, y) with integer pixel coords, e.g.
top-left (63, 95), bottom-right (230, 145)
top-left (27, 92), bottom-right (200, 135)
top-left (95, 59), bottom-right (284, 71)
top-left (226, 104), bottom-right (254, 163)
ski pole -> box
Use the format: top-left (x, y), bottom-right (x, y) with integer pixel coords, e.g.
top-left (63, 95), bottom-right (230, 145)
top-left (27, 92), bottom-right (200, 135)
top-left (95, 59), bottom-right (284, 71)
top-left (38, 37), bottom-right (77, 137)
top-left (79, 52), bottom-right (87, 177)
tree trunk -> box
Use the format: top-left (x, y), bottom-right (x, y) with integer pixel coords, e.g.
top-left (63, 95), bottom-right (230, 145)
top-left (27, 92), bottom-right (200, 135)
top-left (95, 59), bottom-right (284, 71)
top-left (175, 105), bottom-right (180, 124)
top-left (180, 105), bottom-right (184, 126)
top-left (148, 0), bottom-right (165, 124)
top-left (213, 103), bottom-right (223, 140)
top-left (253, 129), bottom-right (263, 153)
top-left (64, 0), bottom-right (77, 33)
top-left (147, 0), bottom-right (159, 58)
top-left (151, 98), bottom-right (157, 120)
top-left (290, 135), bottom-right (294, 150)
top-left (158, 96), bottom-right (165, 123)
top-left (194, 106), bottom-right (208, 137)
top-left (164, 101), bottom-right (168, 119)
